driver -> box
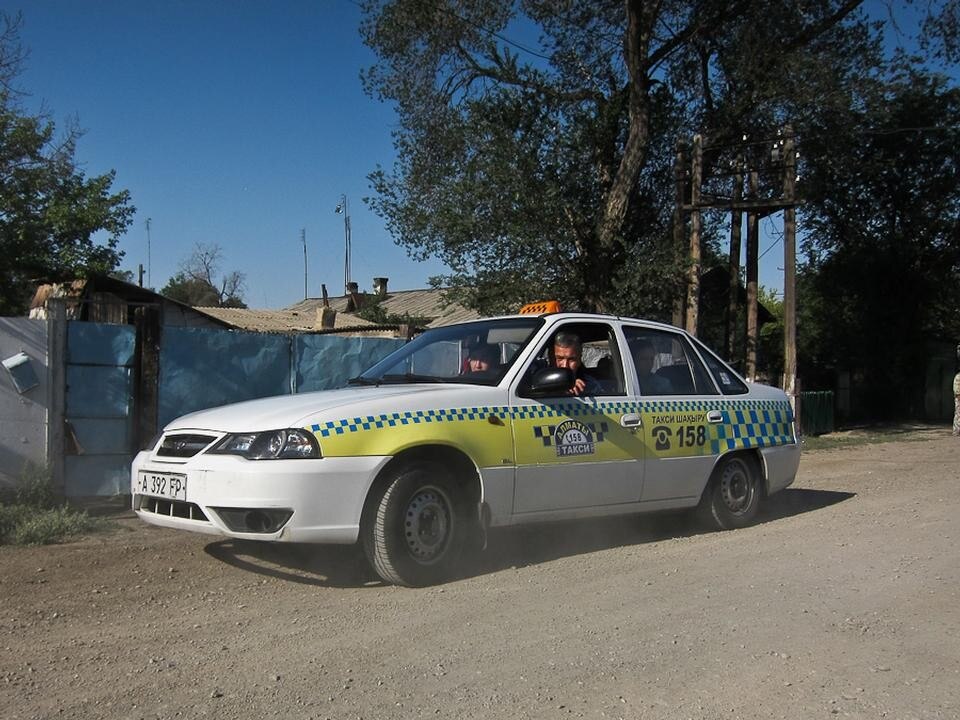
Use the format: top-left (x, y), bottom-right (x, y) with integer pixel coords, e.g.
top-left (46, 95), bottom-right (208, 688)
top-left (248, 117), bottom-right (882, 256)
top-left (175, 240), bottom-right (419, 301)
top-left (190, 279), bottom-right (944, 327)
top-left (552, 332), bottom-right (602, 396)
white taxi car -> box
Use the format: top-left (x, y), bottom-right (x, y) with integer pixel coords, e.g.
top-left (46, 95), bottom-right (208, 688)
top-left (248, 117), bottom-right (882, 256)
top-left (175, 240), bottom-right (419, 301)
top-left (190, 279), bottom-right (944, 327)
top-left (132, 311), bottom-right (799, 586)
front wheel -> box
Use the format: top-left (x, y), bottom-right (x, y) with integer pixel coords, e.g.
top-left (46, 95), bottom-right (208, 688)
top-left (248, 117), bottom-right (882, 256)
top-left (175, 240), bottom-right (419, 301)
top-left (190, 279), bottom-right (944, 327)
top-left (697, 454), bottom-right (762, 530)
top-left (361, 463), bottom-right (466, 587)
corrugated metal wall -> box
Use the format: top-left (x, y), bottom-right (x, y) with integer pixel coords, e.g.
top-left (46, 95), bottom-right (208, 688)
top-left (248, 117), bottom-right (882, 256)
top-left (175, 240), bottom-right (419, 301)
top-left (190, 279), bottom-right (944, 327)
top-left (0, 318), bottom-right (49, 492)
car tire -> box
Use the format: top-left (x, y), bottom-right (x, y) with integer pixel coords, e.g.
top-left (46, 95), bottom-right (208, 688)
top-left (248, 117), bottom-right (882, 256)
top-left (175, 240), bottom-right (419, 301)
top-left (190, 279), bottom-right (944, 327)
top-left (698, 454), bottom-right (762, 530)
top-left (362, 462), bottom-right (466, 587)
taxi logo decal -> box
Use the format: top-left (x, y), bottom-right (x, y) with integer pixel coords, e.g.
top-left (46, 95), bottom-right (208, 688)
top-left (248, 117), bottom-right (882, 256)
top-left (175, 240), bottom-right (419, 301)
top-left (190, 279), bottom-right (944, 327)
top-left (533, 420), bottom-right (609, 457)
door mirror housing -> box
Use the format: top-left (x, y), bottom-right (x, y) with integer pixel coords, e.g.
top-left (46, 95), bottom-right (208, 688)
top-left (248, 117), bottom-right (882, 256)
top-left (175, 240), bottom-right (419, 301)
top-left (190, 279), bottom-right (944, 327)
top-left (526, 367), bottom-right (574, 397)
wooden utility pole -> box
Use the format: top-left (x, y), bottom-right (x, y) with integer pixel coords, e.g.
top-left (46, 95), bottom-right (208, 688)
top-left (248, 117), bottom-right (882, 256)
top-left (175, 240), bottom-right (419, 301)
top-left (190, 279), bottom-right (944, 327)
top-left (672, 141), bottom-right (688, 327)
top-left (46, 299), bottom-right (67, 497)
top-left (726, 153), bottom-right (744, 362)
top-left (301, 228), bottom-right (308, 300)
top-left (782, 126), bottom-right (798, 408)
top-left (675, 125), bottom-right (800, 386)
top-left (745, 170), bottom-right (759, 381)
top-left (685, 134), bottom-right (703, 336)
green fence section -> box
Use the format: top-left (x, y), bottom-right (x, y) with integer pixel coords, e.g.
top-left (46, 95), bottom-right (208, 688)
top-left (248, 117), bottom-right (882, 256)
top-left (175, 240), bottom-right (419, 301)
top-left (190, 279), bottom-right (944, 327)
top-left (800, 390), bottom-right (834, 435)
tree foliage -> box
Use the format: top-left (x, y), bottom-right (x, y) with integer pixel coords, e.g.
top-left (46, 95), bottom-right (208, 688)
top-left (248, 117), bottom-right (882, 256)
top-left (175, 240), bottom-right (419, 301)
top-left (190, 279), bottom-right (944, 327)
top-left (361, 1), bottom-right (960, 420)
top-left (355, 294), bottom-right (430, 326)
top-left (0, 13), bottom-right (134, 315)
top-left (797, 67), bottom-right (960, 418)
top-left (161, 242), bottom-right (247, 308)
top-left (359, 0), bottom-right (875, 317)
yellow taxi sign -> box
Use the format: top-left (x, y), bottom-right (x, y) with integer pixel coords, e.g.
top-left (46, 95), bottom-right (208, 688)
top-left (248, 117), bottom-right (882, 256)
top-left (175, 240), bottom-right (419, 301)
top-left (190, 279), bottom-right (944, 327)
top-left (518, 300), bottom-right (562, 315)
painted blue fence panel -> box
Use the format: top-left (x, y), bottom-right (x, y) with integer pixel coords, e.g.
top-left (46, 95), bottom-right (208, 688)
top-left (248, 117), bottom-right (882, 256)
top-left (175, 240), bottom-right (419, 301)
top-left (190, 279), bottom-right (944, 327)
top-left (65, 322), bottom-right (136, 497)
top-left (67, 322), bottom-right (136, 365)
top-left (159, 327), bottom-right (292, 427)
top-left (69, 418), bottom-right (131, 454)
top-left (63, 322), bottom-right (406, 496)
top-left (295, 335), bottom-right (405, 392)
top-left (66, 366), bottom-right (132, 417)
top-left (65, 455), bottom-right (131, 496)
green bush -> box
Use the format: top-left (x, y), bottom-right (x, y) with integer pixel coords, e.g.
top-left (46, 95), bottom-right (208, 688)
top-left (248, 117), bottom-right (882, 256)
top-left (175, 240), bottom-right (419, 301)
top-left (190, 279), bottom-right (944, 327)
top-left (0, 464), bottom-right (99, 546)
top-left (3, 505), bottom-right (97, 545)
top-left (14, 462), bottom-right (56, 508)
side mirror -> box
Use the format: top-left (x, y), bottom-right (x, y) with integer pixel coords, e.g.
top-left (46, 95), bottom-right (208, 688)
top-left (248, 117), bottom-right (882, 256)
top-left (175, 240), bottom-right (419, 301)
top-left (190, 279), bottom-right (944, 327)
top-left (527, 367), bottom-right (574, 397)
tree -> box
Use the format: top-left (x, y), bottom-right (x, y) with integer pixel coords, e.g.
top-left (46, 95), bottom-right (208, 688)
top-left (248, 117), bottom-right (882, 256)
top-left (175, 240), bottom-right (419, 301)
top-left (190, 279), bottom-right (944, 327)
top-left (359, 0), bottom-right (873, 317)
top-left (355, 293), bottom-right (430, 326)
top-left (0, 13), bottom-right (134, 314)
top-left (756, 286), bottom-right (784, 384)
top-left (797, 66), bottom-right (960, 419)
top-left (161, 243), bottom-right (247, 308)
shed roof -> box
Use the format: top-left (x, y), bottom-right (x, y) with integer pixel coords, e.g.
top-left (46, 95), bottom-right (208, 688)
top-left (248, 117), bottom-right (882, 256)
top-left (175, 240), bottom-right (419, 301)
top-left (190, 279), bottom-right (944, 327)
top-left (192, 306), bottom-right (382, 334)
top-left (288, 288), bottom-right (481, 329)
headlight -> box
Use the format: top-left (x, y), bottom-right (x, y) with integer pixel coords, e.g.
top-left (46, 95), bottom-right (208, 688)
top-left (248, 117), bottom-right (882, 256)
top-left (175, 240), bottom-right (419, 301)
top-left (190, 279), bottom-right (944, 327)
top-left (209, 429), bottom-right (322, 460)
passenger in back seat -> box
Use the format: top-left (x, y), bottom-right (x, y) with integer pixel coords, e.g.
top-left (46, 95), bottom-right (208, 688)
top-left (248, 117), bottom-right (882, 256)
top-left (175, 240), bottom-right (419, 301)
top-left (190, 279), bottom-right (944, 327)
top-left (631, 338), bottom-right (673, 395)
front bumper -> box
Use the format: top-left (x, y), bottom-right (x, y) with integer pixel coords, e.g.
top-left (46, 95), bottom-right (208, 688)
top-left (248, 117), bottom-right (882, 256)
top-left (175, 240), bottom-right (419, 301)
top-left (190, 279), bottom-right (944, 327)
top-left (131, 450), bottom-right (391, 544)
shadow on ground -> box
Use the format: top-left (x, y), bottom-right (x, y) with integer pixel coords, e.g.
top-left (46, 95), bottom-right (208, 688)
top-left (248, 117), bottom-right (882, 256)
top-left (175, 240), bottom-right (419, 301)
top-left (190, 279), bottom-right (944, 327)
top-left (204, 487), bottom-right (855, 589)
top-left (204, 540), bottom-right (378, 589)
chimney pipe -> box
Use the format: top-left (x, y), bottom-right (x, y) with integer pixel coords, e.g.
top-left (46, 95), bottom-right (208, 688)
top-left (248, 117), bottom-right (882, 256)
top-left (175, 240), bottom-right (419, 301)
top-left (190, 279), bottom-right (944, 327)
top-left (373, 277), bottom-right (389, 297)
top-left (345, 281), bottom-right (361, 312)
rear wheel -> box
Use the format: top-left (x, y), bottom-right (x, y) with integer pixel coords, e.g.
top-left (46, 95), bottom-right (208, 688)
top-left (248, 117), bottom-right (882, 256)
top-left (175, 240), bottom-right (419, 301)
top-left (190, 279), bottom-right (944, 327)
top-left (698, 454), bottom-right (762, 530)
top-left (362, 463), bottom-right (466, 587)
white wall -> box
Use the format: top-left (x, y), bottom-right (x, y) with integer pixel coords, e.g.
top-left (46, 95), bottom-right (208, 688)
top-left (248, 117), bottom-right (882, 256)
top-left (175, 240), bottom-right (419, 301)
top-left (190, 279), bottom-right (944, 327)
top-left (0, 319), bottom-right (49, 491)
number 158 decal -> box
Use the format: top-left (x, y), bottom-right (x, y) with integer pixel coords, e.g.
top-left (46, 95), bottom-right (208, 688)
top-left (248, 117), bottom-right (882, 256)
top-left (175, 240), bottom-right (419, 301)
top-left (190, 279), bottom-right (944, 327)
top-left (651, 424), bottom-right (707, 451)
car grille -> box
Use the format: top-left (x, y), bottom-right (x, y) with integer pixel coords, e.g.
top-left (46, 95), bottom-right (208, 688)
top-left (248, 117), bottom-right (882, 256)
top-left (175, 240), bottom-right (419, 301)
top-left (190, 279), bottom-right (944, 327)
top-left (156, 433), bottom-right (217, 458)
top-left (137, 495), bottom-right (209, 522)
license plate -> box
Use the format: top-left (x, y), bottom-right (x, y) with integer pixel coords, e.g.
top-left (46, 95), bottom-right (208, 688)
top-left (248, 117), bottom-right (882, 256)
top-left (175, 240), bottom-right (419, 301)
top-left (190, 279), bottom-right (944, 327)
top-left (136, 472), bottom-right (187, 501)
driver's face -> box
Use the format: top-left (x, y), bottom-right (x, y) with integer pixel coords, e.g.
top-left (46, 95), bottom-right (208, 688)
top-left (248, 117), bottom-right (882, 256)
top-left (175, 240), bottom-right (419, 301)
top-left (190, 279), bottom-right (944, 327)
top-left (553, 345), bottom-right (581, 372)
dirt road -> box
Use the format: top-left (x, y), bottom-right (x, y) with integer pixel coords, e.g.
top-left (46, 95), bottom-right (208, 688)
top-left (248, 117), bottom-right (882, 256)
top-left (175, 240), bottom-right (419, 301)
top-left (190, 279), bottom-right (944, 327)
top-left (2, 431), bottom-right (958, 720)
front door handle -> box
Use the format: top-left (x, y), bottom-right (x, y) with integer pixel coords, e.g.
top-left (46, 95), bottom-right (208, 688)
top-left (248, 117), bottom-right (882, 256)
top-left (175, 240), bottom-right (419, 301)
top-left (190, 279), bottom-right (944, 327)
top-left (620, 413), bottom-right (642, 428)
top-left (707, 410), bottom-right (724, 423)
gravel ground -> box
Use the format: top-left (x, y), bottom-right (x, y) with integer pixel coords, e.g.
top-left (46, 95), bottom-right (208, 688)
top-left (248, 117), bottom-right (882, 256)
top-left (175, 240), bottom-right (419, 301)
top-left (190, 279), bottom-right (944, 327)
top-left (1, 429), bottom-right (958, 720)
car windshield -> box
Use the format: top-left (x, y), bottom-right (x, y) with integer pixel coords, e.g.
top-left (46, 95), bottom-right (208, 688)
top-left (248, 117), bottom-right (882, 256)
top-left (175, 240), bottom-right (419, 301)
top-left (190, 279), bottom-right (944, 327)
top-left (354, 317), bottom-right (544, 386)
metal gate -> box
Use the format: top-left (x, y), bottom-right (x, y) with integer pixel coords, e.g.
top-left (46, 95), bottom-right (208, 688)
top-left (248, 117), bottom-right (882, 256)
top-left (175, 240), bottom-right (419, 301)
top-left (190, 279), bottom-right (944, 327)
top-left (64, 322), bottom-right (136, 496)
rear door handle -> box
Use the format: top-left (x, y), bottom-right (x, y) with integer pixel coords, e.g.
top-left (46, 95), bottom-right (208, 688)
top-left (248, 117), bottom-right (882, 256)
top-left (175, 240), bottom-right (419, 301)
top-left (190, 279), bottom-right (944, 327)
top-left (707, 410), bottom-right (724, 423)
top-left (620, 413), bottom-right (642, 428)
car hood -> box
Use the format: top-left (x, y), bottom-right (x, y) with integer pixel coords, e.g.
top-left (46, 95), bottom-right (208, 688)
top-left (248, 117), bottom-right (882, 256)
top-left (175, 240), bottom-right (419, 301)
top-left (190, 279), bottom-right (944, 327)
top-left (163, 384), bottom-right (479, 433)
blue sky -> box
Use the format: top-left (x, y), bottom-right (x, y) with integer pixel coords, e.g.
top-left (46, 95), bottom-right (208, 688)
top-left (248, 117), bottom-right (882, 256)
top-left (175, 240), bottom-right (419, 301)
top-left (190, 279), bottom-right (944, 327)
top-left (13, 1), bottom-right (934, 310)
top-left (16, 0), bottom-right (449, 308)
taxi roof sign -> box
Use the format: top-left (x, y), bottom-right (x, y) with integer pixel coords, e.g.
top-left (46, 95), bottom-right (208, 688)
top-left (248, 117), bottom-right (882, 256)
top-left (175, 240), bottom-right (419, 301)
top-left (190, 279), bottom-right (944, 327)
top-left (518, 300), bottom-right (562, 315)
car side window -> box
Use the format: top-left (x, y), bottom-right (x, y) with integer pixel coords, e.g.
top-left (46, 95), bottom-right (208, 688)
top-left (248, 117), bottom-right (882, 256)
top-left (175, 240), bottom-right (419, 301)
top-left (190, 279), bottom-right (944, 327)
top-left (623, 326), bottom-right (719, 396)
top-left (523, 322), bottom-right (626, 396)
top-left (691, 337), bottom-right (750, 395)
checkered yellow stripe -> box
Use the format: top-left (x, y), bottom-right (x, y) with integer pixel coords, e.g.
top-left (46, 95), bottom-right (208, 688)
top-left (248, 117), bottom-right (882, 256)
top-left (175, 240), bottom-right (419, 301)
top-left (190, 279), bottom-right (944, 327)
top-left (310, 399), bottom-right (795, 449)
top-left (309, 407), bottom-right (507, 437)
top-left (710, 406), bottom-right (794, 454)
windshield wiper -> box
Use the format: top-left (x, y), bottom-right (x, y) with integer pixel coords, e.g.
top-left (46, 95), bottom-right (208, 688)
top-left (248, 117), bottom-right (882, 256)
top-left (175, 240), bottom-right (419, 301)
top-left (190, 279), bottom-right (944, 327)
top-left (347, 376), bottom-right (381, 386)
top-left (381, 373), bottom-right (451, 384)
